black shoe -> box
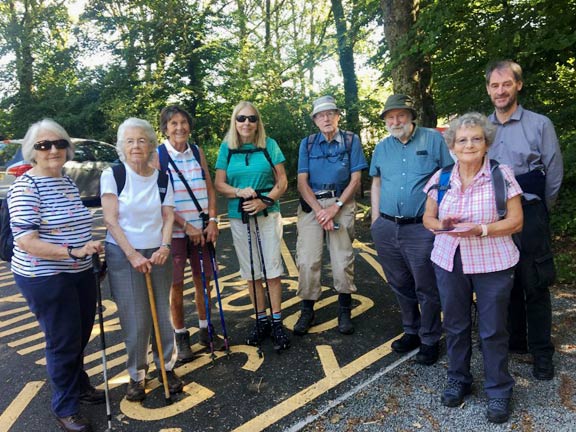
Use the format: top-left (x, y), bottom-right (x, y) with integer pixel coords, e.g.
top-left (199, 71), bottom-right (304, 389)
top-left (415, 343), bottom-right (439, 365)
top-left (199, 325), bottom-right (226, 351)
top-left (441, 378), bottom-right (472, 407)
top-left (338, 307), bottom-right (354, 335)
top-left (56, 414), bottom-right (92, 432)
top-left (159, 370), bottom-right (184, 394)
top-left (533, 357), bottom-right (555, 380)
top-left (246, 319), bottom-right (271, 346)
top-left (486, 398), bottom-right (511, 423)
top-left (391, 333), bottom-right (420, 353)
top-left (293, 309), bottom-right (315, 336)
top-left (272, 321), bottom-right (291, 351)
top-left (175, 330), bottom-right (195, 362)
top-left (79, 385), bottom-right (105, 405)
top-left (126, 379), bottom-right (146, 402)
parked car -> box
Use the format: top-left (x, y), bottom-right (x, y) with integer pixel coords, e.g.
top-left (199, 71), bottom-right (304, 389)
top-left (0, 138), bottom-right (119, 205)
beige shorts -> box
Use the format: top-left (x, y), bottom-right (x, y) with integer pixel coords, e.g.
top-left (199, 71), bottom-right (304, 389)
top-left (229, 212), bottom-right (284, 280)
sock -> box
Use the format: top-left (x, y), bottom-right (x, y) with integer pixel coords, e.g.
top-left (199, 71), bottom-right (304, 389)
top-left (272, 312), bottom-right (282, 323)
top-left (257, 311), bottom-right (268, 322)
top-left (174, 328), bottom-right (188, 334)
top-left (199, 320), bottom-right (208, 329)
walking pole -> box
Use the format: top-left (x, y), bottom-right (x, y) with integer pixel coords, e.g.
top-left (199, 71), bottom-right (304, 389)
top-left (144, 272), bottom-right (172, 405)
top-left (207, 242), bottom-right (231, 356)
top-left (198, 245), bottom-right (216, 364)
top-left (245, 215), bottom-right (263, 358)
top-left (92, 254), bottom-right (112, 431)
top-left (252, 215), bottom-right (281, 352)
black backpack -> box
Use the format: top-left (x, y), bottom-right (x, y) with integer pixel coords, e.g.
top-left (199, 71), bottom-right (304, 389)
top-left (1, 174), bottom-right (40, 262)
top-left (111, 164), bottom-right (169, 203)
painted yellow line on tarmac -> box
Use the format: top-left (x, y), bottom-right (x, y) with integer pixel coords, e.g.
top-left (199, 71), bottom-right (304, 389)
top-left (359, 252), bottom-right (387, 282)
top-left (0, 381), bottom-right (45, 431)
top-left (281, 239), bottom-right (298, 277)
top-left (353, 238), bottom-right (377, 255)
top-left (0, 320), bottom-right (38, 338)
top-left (0, 311), bottom-right (34, 328)
top-left (0, 305), bottom-right (29, 317)
top-left (0, 294), bottom-right (25, 304)
top-left (232, 337), bottom-right (397, 432)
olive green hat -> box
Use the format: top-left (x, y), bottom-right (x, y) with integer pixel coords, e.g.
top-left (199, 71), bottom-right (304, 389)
top-left (379, 94), bottom-right (417, 120)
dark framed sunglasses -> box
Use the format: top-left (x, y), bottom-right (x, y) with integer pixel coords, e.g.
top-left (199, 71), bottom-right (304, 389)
top-left (236, 115), bottom-right (258, 123)
top-left (33, 139), bottom-right (70, 151)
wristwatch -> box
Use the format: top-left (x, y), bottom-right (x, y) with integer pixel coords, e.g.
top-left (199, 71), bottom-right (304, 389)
top-left (161, 243), bottom-right (171, 249)
top-left (209, 217), bottom-right (219, 224)
top-left (335, 199), bottom-right (344, 208)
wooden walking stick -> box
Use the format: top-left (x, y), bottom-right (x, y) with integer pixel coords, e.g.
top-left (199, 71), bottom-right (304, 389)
top-left (145, 272), bottom-right (173, 405)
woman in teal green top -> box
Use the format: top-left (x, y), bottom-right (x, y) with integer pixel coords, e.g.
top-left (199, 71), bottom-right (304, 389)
top-left (215, 101), bottom-right (290, 352)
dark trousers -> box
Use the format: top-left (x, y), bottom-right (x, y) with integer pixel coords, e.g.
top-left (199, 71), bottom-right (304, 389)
top-left (15, 269), bottom-right (96, 417)
top-left (435, 250), bottom-right (515, 398)
top-left (371, 217), bottom-right (442, 345)
top-left (509, 199), bottom-right (555, 359)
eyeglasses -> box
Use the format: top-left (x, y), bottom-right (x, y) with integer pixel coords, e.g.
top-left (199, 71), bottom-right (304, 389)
top-left (33, 139), bottom-right (70, 151)
top-left (125, 138), bottom-right (149, 146)
top-left (314, 111), bottom-right (338, 120)
top-left (236, 115), bottom-right (258, 123)
top-left (455, 136), bottom-right (485, 146)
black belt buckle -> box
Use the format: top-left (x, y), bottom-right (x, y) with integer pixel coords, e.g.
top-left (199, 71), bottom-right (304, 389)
top-left (315, 191), bottom-right (336, 200)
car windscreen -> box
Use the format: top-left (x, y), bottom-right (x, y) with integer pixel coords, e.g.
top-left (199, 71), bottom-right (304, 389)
top-left (0, 143), bottom-right (23, 169)
top-left (74, 141), bottom-right (119, 163)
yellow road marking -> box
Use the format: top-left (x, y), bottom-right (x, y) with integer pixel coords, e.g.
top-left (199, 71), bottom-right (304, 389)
top-left (359, 252), bottom-right (387, 282)
top-left (0, 381), bottom-right (45, 431)
top-left (0, 311), bottom-right (34, 329)
top-left (232, 337), bottom-right (397, 432)
top-left (0, 294), bottom-right (25, 304)
top-left (281, 239), bottom-right (298, 277)
top-left (0, 321), bottom-right (38, 338)
top-left (0, 305), bottom-right (30, 317)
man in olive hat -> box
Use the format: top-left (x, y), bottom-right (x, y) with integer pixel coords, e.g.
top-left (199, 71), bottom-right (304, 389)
top-left (370, 94), bottom-right (452, 365)
top-left (294, 95), bottom-right (368, 336)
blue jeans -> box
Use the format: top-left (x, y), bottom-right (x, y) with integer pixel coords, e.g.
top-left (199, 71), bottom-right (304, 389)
top-left (14, 269), bottom-right (96, 417)
top-left (371, 217), bottom-right (441, 345)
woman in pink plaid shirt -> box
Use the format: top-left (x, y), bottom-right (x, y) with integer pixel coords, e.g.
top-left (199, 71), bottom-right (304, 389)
top-left (423, 112), bottom-right (523, 424)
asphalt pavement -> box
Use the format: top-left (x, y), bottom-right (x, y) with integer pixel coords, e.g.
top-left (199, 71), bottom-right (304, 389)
top-left (0, 194), bottom-right (575, 432)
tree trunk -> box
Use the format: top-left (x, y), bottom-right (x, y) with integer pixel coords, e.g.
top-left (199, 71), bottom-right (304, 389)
top-left (330, 0), bottom-right (360, 134)
top-left (381, 0), bottom-right (437, 127)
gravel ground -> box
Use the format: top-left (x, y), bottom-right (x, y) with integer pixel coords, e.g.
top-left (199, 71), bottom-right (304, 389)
top-left (293, 284), bottom-right (576, 432)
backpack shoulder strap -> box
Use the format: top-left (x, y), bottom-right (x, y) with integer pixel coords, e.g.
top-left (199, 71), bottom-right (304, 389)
top-left (307, 133), bottom-right (318, 153)
top-left (343, 131), bottom-right (354, 153)
top-left (156, 169), bottom-right (169, 204)
top-left (489, 159), bottom-right (508, 219)
top-left (111, 164), bottom-right (127, 196)
top-left (158, 143), bottom-right (169, 173)
top-left (189, 143), bottom-right (206, 180)
top-left (428, 164), bottom-right (454, 205)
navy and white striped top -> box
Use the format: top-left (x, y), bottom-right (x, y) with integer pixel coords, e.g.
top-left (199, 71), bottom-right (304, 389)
top-left (8, 174), bottom-right (93, 277)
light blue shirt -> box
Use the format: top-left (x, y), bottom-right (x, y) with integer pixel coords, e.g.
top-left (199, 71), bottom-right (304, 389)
top-left (370, 126), bottom-right (452, 217)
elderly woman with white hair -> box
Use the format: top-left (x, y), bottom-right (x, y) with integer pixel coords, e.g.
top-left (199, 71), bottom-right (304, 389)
top-left (8, 119), bottom-right (103, 432)
top-left (100, 117), bottom-right (182, 403)
top-left (423, 112), bottom-right (524, 424)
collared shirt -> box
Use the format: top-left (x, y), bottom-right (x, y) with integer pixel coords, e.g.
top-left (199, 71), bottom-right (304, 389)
top-left (370, 126), bottom-right (452, 217)
top-left (424, 158), bottom-right (522, 274)
top-left (160, 140), bottom-right (208, 236)
top-left (488, 105), bottom-right (563, 207)
top-left (298, 129), bottom-right (368, 193)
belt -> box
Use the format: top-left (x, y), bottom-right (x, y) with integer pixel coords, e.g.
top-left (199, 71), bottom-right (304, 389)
top-left (381, 213), bottom-right (423, 225)
top-left (315, 191), bottom-right (338, 199)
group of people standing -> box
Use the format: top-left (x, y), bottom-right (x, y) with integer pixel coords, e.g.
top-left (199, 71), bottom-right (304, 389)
top-left (7, 59), bottom-right (561, 431)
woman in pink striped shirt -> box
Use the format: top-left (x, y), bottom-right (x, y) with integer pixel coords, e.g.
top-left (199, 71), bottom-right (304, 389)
top-left (423, 112), bottom-right (523, 424)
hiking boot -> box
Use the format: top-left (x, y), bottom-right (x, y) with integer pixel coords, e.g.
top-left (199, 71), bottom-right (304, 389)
top-left (415, 342), bottom-right (439, 366)
top-left (175, 331), bottom-right (195, 363)
top-left (198, 324), bottom-right (226, 351)
top-left (246, 319), bottom-right (271, 346)
top-left (79, 386), bottom-right (105, 405)
top-left (338, 307), bottom-right (354, 335)
top-left (293, 309), bottom-right (315, 336)
top-left (56, 414), bottom-right (92, 432)
top-left (486, 398), bottom-right (511, 423)
top-left (271, 321), bottom-right (291, 351)
top-left (533, 357), bottom-right (554, 380)
top-left (126, 379), bottom-right (146, 402)
top-left (158, 370), bottom-right (183, 394)
top-left (441, 378), bottom-right (472, 407)
top-left (391, 333), bottom-right (421, 353)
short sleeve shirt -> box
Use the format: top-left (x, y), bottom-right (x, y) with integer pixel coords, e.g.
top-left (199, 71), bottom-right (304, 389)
top-left (423, 159), bottom-right (522, 273)
top-left (297, 130), bottom-right (368, 192)
top-left (370, 126), bottom-right (452, 217)
top-left (215, 137), bottom-right (285, 219)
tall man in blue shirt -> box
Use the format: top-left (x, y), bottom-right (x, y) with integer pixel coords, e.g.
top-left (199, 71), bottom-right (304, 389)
top-left (294, 96), bottom-right (368, 336)
top-left (370, 94), bottom-right (452, 365)
top-left (486, 60), bottom-right (563, 380)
